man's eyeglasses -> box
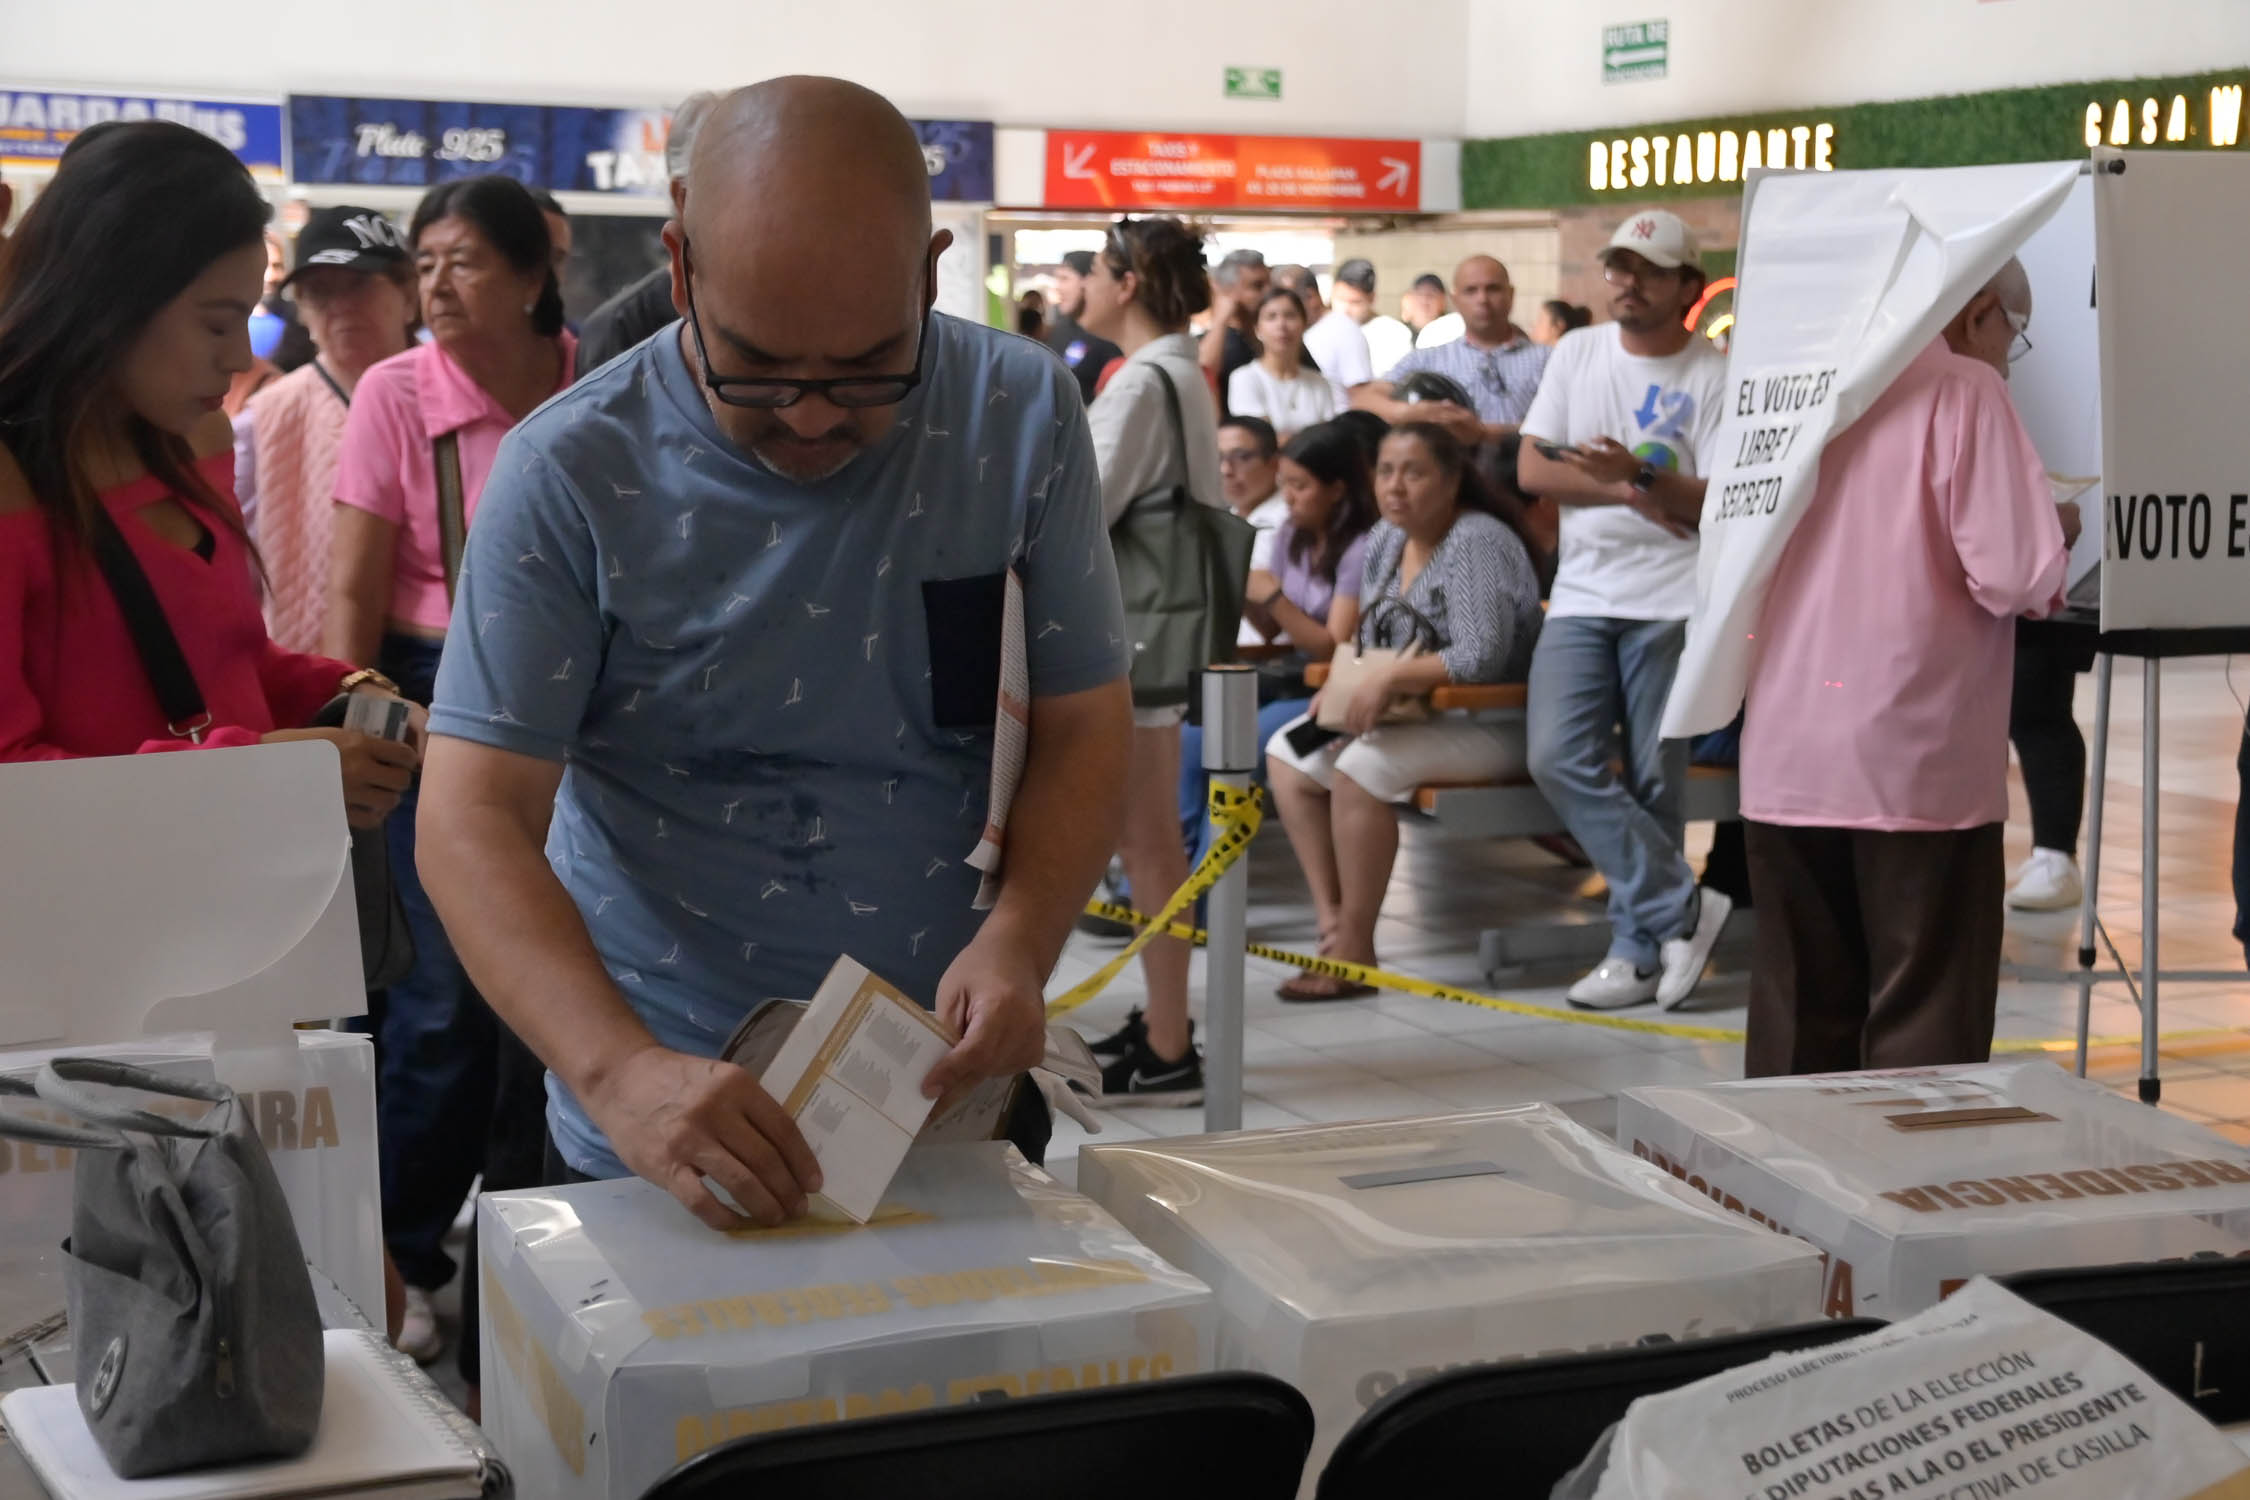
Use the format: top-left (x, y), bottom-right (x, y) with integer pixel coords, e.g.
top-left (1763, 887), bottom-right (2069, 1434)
top-left (1218, 447), bottom-right (1264, 468)
top-left (2002, 307), bottom-right (2034, 365)
top-left (683, 240), bottom-right (933, 410)
top-left (1476, 359), bottom-right (1508, 394)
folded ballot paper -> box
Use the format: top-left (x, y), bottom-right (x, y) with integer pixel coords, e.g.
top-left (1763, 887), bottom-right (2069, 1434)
top-left (1620, 1062), bottom-right (2250, 1319)
top-left (1554, 1277), bottom-right (2250, 1500)
top-left (1079, 1106), bottom-right (1826, 1489)
top-left (724, 956), bottom-right (1101, 1222)
top-left (477, 1142), bottom-right (1214, 1500)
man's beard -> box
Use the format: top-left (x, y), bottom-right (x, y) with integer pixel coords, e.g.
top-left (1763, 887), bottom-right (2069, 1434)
top-left (746, 418), bottom-right (867, 482)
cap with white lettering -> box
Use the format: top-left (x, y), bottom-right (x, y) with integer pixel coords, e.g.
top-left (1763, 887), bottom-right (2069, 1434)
top-left (280, 205), bottom-right (410, 288)
top-left (1601, 209), bottom-right (1701, 272)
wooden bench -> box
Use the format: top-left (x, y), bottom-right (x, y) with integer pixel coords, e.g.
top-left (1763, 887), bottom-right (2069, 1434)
top-left (1297, 663), bottom-right (1741, 839)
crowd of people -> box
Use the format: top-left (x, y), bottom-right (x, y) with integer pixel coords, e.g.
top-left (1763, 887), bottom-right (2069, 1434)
top-left (0, 74), bottom-right (2112, 1382)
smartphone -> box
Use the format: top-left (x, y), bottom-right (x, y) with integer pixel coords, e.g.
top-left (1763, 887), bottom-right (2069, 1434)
top-left (1535, 441), bottom-right (1583, 461)
top-left (1285, 719), bottom-right (1344, 757)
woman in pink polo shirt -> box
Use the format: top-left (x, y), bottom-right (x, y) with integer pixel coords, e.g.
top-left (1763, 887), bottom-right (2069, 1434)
top-left (326, 174), bottom-right (574, 1380)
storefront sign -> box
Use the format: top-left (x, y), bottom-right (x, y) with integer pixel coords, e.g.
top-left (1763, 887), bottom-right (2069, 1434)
top-left (1467, 68), bottom-right (2249, 211)
top-left (1603, 20), bottom-right (1669, 84)
top-left (292, 96), bottom-right (994, 200)
top-left (1043, 131), bottom-right (1420, 212)
top-left (0, 86), bottom-right (285, 180)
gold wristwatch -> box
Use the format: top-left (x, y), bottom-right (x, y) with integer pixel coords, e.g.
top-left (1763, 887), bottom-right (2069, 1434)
top-left (338, 667), bottom-right (399, 696)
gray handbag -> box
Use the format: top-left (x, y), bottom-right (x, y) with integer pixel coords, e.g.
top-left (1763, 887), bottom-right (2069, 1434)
top-left (1109, 365), bottom-right (1256, 709)
top-left (0, 1058), bottom-right (324, 1477)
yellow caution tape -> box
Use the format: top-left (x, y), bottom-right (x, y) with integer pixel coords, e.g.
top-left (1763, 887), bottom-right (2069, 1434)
top-left (1057, 785), bottom-right (2242, 1055)
top-left (1047, 783), bottom-right (1263, 1019)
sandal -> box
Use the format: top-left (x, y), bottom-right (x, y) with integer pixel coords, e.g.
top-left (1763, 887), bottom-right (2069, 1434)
top-left (1277, 972), bottom-right (1379, 1004)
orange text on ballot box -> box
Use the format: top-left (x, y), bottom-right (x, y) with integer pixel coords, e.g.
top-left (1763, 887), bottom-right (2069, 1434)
top-left (1043, 131), bottom-right (1422, 213)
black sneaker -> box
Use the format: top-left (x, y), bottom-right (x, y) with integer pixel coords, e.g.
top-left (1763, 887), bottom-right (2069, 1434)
top-left (1075, 860), bottom-right (1137, 941)
top-left (1087, 1008), bottom-right (1147, 1060)
top-left (1099, 1033), bottom-right (1204, 1108)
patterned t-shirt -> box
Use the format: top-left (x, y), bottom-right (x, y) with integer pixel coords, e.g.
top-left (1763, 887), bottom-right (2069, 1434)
top-left (430, 313), bottom-right (1128, 1177)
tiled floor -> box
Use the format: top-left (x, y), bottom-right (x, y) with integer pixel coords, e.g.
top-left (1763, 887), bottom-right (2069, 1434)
top-left (1044, 656), bottom-right (2250, 1183)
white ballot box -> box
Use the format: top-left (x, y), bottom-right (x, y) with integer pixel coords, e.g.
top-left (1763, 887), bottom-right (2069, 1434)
top-left (0, 1027), bottom-right (381, 1335)
top-left (1076, 1105), bottom-right (1826, 1484)
top-left (478, 1142), bottom-right (1216, 1500)
top-left (1619, 1061), bottom-right (2250, 1320)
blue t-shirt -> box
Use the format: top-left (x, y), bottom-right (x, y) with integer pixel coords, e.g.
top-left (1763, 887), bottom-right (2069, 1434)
top-left (430, 314), bottom-right (1127, 1177)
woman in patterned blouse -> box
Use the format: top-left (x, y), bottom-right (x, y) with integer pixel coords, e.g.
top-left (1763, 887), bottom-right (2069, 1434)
top-left (1265, 421), bottom-right (1545, 1001)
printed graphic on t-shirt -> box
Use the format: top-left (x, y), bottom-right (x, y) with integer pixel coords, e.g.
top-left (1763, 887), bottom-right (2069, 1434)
top-left (1629, 382), bottom-right (1698, 473)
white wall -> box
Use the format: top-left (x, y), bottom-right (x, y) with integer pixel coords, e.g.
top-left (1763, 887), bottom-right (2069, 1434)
top-left (9, 0), bottom-right (1468, 138)
top-left (1466, 0), bottom-right (2250, 138)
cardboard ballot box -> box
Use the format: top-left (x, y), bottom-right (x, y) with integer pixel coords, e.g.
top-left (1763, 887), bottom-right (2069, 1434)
top-left (0, 1027), bottom-right (381, 1337)
top-left (1076, 1105), bottom-right (1826, 1483)
top-left (1618, 1061), bottom-right (2250, 1320)
top-left (478, 1142), bottom-right (1216, 1500)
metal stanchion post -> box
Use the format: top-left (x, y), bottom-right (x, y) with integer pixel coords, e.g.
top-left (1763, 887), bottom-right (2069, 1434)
top-left (2073, 654), bottom-right (2112, 1078)
top-left (1201, 665), bottom-right (1258, 1134)
top-left (2141, 661), bottom-right (2161, 1105)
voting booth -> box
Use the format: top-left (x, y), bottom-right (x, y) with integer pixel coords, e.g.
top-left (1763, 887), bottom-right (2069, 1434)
top-left (1619, 1061), bottom-right (2250, 1321)
top-left (0, 746), bottom-right (383, 1336)
top-left (477, 1142), bottom-right (1216, 1500)
top-left (1076, 1106), bottom-right (1827, 1486)
top-left (1664, 148), bottom-right (2250, 1099)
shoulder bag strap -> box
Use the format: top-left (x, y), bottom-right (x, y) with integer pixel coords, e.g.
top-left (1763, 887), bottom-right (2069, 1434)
top-left (1147, 364), bottom-right (1190, 500)
top-left (310, 358), bottom-right (352, 410)
top-left (434, 431), bottom-right (467, 606)
top-left (86, 505), bottom-right (213, 742)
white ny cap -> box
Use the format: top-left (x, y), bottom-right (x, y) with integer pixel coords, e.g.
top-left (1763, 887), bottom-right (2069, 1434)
top-left (1601, 209), bottom-right (1701, 272)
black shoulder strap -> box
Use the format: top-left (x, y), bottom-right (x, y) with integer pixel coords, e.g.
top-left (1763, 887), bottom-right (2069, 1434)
top-left (1146, 364), bottom-right (1190, 490)
top-left (86, 505), bottom-right (211, 741)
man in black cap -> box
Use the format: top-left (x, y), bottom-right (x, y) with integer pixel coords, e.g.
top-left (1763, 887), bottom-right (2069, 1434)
top-left (1043, 249), bottom-right (1121, 405)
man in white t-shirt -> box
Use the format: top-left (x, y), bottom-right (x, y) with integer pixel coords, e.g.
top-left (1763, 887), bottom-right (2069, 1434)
top-left (1276, 264), bottom-right (1373, 406)
top-left (1516, 209), bottom-right (1732, 1014)
top-left (1329, 259), bottom-right (1414, 380)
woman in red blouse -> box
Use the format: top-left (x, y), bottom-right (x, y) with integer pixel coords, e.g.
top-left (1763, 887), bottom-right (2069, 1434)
top-left (0, 119), bottom-right (419, 825)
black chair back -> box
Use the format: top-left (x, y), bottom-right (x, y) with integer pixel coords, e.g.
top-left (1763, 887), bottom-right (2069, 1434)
top-left (2003, 1257), bottom-right (2250, 1425)
top-left (1317, 1320), bottom-right (1884, 1500)
top-left (638, 1372), bottom-right (1314, 1500)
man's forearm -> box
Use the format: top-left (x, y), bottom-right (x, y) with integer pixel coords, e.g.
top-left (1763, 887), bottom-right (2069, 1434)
top-left (1516, 448), bottom-right (1629, 506)
top-left (980, 682), bottom-right (1132, 977)
top-left (1647, 471), bottom-right (1708, 526)
top-left (416, 781), bottom-right (658, 1101)
top-left (1197, 320), bottom-right (1230, 374)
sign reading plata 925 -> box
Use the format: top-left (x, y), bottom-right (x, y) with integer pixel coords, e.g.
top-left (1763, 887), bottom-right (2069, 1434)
top-left (1604, 19), bottom-right (1669, 84)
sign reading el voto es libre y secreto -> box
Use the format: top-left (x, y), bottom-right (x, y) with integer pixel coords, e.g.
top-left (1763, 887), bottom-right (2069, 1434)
top-left (1042, 131), bottom-right (1419, 212)
top-left (0, 86), bottom-right (286, 180)
top-left (289, 96), bottom-right (994, 201)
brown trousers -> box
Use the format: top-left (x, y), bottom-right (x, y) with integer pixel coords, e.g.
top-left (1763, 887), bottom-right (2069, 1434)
top-left (1743, 820), bottom-right (2005, 1077)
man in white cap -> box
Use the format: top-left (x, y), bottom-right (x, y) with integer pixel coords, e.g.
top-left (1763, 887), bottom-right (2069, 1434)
top-left (1516, 208), bottom-right (1732, 1013)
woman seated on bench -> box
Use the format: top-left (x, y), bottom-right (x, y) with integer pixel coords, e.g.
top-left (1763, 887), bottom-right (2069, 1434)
top-left (1182, 420), bottom-right (1379, 862)
top-left (1265, 421), bottom-right (1545, 1002)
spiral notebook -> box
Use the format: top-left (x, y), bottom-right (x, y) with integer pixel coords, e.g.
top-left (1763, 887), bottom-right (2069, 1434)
top-left (0, 1329), bottom-right (503, 1500)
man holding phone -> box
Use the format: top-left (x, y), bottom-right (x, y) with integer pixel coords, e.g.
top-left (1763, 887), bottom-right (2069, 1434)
top-left (1516, 210), bottom-right (1731, 1013)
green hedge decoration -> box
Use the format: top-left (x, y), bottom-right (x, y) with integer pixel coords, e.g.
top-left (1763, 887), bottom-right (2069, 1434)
top-left (1463, 69), bottom-right (2248, 211)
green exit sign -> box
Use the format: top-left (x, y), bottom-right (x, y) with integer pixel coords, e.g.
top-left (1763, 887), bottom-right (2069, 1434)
top-left (1603, 19), bottom-right (1668, 83)
top-left (1225, 67), bottom-right (1283, 102)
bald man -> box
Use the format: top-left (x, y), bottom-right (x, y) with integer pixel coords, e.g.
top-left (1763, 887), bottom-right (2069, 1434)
top-left (1738, 257), bottom-right (2069, 1076)
top-left (1353, 255), bottom-right (1547, 447)
top-left (416, 78), bottom-right (1131, 1226)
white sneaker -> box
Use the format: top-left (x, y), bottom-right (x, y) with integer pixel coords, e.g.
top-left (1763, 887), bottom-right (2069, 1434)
top-left (2007, 848), bottom-right (2082, 912)
top-left (1657, 887), bottom-right (1735, 1011)
top-left (1567, 958), bottom-right (1659, 1011)
top-left (395, 1285), bottom-right (443, 1365)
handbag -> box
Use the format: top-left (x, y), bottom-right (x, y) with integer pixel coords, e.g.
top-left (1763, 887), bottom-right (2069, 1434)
top-left (1109, 366), bottom-right (1256, 709)
top-left (1315, 595), bottom-right (1441, 732)
top-left (0, 1059), bottom-right (323, 1477)
top-left (85, 505), bottom-right (415, 990)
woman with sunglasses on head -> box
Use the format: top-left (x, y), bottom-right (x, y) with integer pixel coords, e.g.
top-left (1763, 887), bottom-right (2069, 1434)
top-left (327, 173), bottom-right (574, 1383)
top-left (1074, 215), bottom-right (1227, 1106)
top-left (1266, 421), bottom-right (1544, 1002)
top-left (0, 120), bottom-right (419, 807)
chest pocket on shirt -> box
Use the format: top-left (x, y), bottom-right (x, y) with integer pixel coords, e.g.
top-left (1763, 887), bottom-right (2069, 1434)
top-left (922, 572), bottom-right (1005, 729)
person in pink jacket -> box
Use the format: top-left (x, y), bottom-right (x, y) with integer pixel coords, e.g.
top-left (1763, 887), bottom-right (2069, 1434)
top-left (1740, 258), bottom-right (2077, 1077)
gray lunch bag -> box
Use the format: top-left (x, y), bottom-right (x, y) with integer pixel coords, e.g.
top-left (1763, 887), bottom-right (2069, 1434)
top-left (0, 1058), bottom-right (324, 1477)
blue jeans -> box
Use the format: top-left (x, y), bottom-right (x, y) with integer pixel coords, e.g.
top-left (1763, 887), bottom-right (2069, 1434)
top-left (367, 634), bottom-right (498, 1291)
top-left (1180, 697), bottom-right (1309, 868)
top-left (1527, 616), bottom-right (1696, 969)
